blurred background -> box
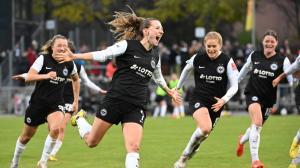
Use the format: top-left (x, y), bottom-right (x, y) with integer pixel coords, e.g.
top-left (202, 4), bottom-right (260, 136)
top-left (0, 0), bottom-right (300, 117)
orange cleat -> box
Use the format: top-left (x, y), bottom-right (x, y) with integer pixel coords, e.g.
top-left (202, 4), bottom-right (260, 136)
top-left (252, 160), bottom-right (264, 168)
top-left (236, 135), bottom-right (244, 157)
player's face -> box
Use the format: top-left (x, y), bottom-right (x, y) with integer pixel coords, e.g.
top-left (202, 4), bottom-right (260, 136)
top-left (145, 20), bottom-right (164, 47)
top-left (52, 38), bottom-right (69, 59)
top-left (262, 35), bottom-right (277, 54)
top-left (204, 38), bottom-right (221, 60)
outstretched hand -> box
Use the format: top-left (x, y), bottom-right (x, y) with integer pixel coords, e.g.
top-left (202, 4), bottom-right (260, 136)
top-left (53, 48), bottom-right (74, 63)
top-left (272, 77), bottom-right (280, 87)
top-left (99, 89), bottom-right (107, 94)
top-left (211, 97), bottom-right (225, 112)
top-left (12, 74), bottom-right (25, 81)
top-left (169, 88), bottom-right (182, 104)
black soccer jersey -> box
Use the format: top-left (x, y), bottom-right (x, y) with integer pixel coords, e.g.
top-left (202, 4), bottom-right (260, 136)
top-left (63, 62), bottom-right (82, 103)
top-left (106, 40), bottom-right (159, 107)
top-left (244, 51), bottom-right (287, 106)
top-left (192, 52), bottom-right (230, 105)
top-left (29, 54), bottom-right (77, 105)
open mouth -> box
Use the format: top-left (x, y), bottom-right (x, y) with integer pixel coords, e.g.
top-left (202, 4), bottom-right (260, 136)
top-left (156, 36), bottom-right (161, 41)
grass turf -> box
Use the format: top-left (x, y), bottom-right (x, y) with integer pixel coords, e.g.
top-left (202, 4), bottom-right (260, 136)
top-left (0, 114), bottom-right (299, 168)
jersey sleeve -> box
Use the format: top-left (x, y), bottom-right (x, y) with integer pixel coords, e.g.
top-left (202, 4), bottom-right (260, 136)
top-left (92, 40), bottom-right (128, 62)
top-left (79, 65), bottom-right (103, 92)
top-left (176, 54), bottom-right (195, 89)
top-left (221, 58), bottom-right (239, 103)
top-left (70, 61), bottom-right (78, 75)
top-left (30, 55), bottom-right (44, 72)
top-left (283, 56), bottom-right (294, 85)
top-left (238, 51), bottom-right (254, 83)
top-left (152, 56), bottom-right (167, 88)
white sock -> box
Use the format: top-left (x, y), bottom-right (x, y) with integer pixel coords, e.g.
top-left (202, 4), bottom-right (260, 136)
top-left (296, 130), bottom-right (300, 142)
top-left (240, 127), bottom-right (251, 144)
top-left (160, 104), bottom-right (167, 117)
top-left (153, 106), bottom-right (160, 117)
top-left (181, 128), bottom-right (207, 161)
top-left (40, 134), bottom-right (56, 162)
top-left (179, 105), bottom-right (185, 116)
top-left (11, 138), bottom-right (26, 167)
top-left (125, 152), bottom-right (139, 168)
top-left (77, 117), bottom-right (92, 138)
top-left (249, 124), bottom-right (262, 162)
top-left (173, 107), bottom-right (179, 117)
top-left (50, 139), bottom-right (63, 156)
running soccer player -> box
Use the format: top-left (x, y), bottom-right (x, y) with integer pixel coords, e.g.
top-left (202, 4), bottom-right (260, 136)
top-left (236, 29), bottom-right (292, 168)
top-left (10, 35), bottom-right (80, 168)
top-left (56, 9), bottom-right (181, 168)
top-left (173, 31), bottom-right (239, 168)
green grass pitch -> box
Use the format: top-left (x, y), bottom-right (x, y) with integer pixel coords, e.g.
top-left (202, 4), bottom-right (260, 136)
top-left (0, 114), bottom-right (299, 168)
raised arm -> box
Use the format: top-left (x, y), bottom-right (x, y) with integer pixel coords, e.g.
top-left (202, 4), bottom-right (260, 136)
top-left (25, 55), bottom-right (57, 82)
top-left (176, 55), bottom-right (195, 89)
top-left (79, 65), bottom-right (107, 94)
top-left (238, 51), bottom-right (254, 83)
top-left (273, 56), bottom-right (297, 87)
top-left (58, 40), bottom-right (128, 63)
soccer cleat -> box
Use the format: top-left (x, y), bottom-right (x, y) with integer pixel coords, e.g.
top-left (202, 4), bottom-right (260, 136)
top-left (236, 135), bottom-right (244, 157)
top-left (290, 137), bottom-right (300, 159)
top-left (252, 160), bottom-right (264, 168)
top-left (10, 162), bottom-right (18, 168)
top-left (174, 160), bottom-right (186, 168)
top-left (288, 163), bottom-right (297, 168)
top-left (71, 109), bottom-right (87, 126)
top-left (48, 155), bottom-right (58, 161)
top-left (37, 160), bottom-right (47, 168)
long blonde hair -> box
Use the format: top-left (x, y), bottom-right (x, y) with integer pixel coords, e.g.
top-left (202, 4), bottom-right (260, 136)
top-left (108, 7), bottom-right (158, 41)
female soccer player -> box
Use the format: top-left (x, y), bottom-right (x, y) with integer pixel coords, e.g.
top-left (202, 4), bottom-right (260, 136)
top-left (236, 29), bottom-right (292, 168)
top-left (56, 10), bottom-right (181, 168)
top-left (173, 31), bottom-right (239, 168)
top-left (12, 60), bottom-right (107, 162)
top-left (10, 35), bottom-right (80, 168)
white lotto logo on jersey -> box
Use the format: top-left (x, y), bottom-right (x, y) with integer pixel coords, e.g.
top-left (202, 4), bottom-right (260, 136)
top-left (216, 65), bottom-right (225, 74)
top-left (200, 74), bottom-right (222, 81)
top-left (253, 68), bottom-right (274, 78)
top-left (270, 63), bottom-right (278, 71)
top-left (130, 64), bottom-right (153, 77)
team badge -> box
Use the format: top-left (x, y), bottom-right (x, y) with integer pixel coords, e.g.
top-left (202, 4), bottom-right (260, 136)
top-left (251, 96), bottom-right (258, 101)
top-left (63, 66), bottom-right (68, 76)
top-left (151, 59), bottom-right (156, 69)
top-left (216, 65), bottom-right (225, 74)
top-left (194, 102), bottom-right (200, 108)
top-left (270, 63), bottom-right (278, 71)
top-left (100, 108), bottom-right (107, 116)
top-left (26, 117), bottom-right (31, 123)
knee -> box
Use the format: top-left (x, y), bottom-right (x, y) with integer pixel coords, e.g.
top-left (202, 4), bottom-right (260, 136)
top-left (19, 135), bottom-right (32, 144)
top-left (49, 128), bottom-right (60, 136)
top-left (201, 126), bottom-right (212, 135)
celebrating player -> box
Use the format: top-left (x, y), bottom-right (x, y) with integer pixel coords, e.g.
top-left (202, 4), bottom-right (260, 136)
top-left (56, 9), bottom-right (181, 168)
top-left (10, 35), bottom-right (80, 168)
top-left (173, 31), bottom-right (239, 168)
top-left (236, 29), bottom-right (292, 168)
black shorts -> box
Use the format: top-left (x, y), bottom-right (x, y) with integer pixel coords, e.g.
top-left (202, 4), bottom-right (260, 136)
top-left (189, 99), bottom-right (223, 129)
top-left (24, 102), bottom-right (65, 126)
top-left (96, 97), bottom-right (146, 126)
top-left (155, 95), bottom-right (166, 103)
top-left (245, 94), bottom-right (272, 122)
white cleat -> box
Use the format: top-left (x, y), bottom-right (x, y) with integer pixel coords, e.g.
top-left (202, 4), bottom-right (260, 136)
top-left (37, 160), bottom-right (47, 168)
top-left (174, 160), bottom-right (186, 168)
